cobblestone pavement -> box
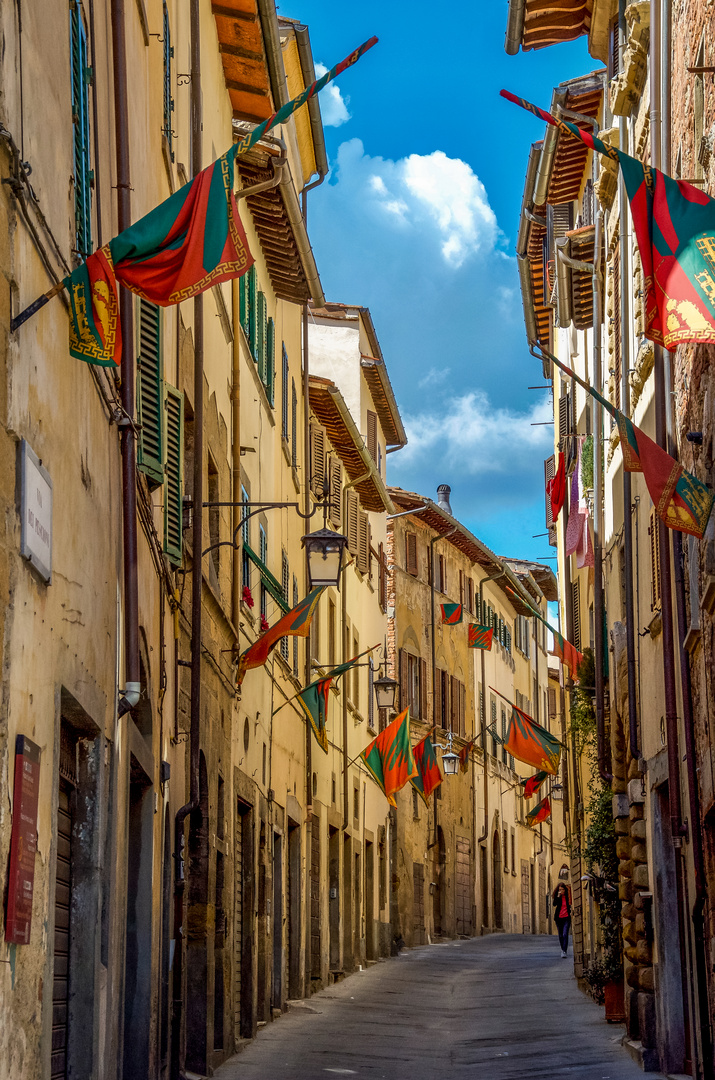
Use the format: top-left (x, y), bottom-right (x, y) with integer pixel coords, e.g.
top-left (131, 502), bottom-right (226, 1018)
top-left (215, 934), bottom-right (665, 1079)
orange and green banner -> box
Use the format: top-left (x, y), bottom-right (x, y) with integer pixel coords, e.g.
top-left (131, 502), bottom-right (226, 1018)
top-left (526, 795), bottom-right (551, 827)
top-left (295, 649), bottom-right (373, 753)
top-left (237, 587), bottom-right (323, 686)
top-left (522, 770), bottom-right (549, 799)
top-left (468, 624), bottom-right (493, 650)
top-left (459, 738), bottom-right (476, 773)
top-left (441, 603), bottom-right (463, 624)
top-left (504, 705), bottom-right (562, 775)
top-left (410, 735), bottom-right (443, 805)
top-left (551, 630), bottom-right (583, 681)
top-left (360, 707), bottom-right (417, 807)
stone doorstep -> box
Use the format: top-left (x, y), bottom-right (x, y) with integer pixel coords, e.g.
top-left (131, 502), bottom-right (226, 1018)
top-left (622, 1036), bottom-right (661, 1072)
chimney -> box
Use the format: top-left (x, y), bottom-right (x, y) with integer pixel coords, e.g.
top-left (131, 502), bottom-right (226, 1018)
top-left (436, 484), bottom-right (452, 516)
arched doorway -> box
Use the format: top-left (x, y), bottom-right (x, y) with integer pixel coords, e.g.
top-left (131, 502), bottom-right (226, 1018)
top-left (492, 831), bottom-right (502, 930)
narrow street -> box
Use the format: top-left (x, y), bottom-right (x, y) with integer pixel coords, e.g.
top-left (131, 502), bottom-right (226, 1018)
top-left (215, 936), bottom-right (657, 1080)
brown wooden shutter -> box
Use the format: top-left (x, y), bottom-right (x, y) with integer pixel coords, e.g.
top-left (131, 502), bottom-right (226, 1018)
top-left (460, 683), bottom-right (466, 738)
top-left (378, 542), bottom-right (386, 611)
top-left (399, 648), bottom-right (408, 710)
top-left (310, 423), bottom-right (325, 496)
top-left (406, 532), bottom-right (418, 576)
top-left (426, 545), bottom-right (432, 585)
top-left (358, 511), bottom-right (370, 575)
top-left (558, 391), bottom-right (570, 446)
top-left (459, 569), bottom-right (464, 606)
top-left (434, 670), bottom-right (442, 728)
top-left (440, 554), bottom-right (447, 595)
top-left (571, 579), bottom-right (582, 652)
top-left (544, 455), bottom-right (555, 530)
top-left (420, 657), bottom-right (427, 720)
top-left (347, 489), bottom-right (359, 556)
top-left (450, 676), bottom-right (459, 734)
top-left (367, 409), bottom-right (377, 463)
top-left (329, 459), bottom-right (342, 528)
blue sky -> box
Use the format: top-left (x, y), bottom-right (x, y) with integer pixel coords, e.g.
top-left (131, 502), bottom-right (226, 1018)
top-left (288, 1), bottom-right (593, 562)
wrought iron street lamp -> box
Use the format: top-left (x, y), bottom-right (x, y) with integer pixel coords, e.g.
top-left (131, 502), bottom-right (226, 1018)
top-left (302, 527), bottom-right (349, 589)
top-left (373, 671), bottom-right (398, 711)
top-left (432, 730), bottom-right (460, 775)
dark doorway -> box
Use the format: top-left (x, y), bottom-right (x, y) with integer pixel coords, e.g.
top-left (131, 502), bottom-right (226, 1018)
top-left (342, 835), bottom-right (352, 969)
top-left (329, 826), bottom-right (340, 971)
top-left (287, 821), bottom-right (301, 999)
top-left (492, 831), bottom-right (502, 930)
top-left (186, 754), bottom-right (209, 1074)
top-left (480, 844), bottom-right (488, 931)
top-left (257, 821), bottom-right (268, 1022)
top-left (159, 807), bottom-right (172, 1074)
top-left (365, 841), bottom-right (375, 961)
top-left (234, 798), bottom-right (254, 1041)
top-left (455, 837), bottom-right (471, 936)
top-left (272, 832), bottom-right (283, 1011)
top-left (354, 850), bottom-right (361, 963)
top-left (52, 776), bottom-right (74, 1080)
top-left (123, 756), bottom-right (154, 1080)
top-left (433, 827), bottom-right (445, 936)
top-left (310, 816), bottom-right (321, 982)
top-left (412, 862), bottom-right (425, 945)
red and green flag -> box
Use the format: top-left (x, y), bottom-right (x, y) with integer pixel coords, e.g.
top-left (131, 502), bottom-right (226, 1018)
top-left (65, 143), bottom-right (254, 366)
top-left (468, 624), bottom-right (493, 650)
top-left (459, 738), bottom-right (476, 773)
top-left (502, 88), bottom-right (715, 350)
top-left (295, 650), bottom-right (372, 753)
top-left (551, 629), bottom-right (584, 681)
top-left (441, 603), bottom-right (463, 624)
top-left (522, 770), bottom-right (549, 799)
top-left (237, 587), bottom-right (323, 686)
top-left (505, 705), bottom-right (562, 775)
top-left (360, 707), bottom-right (417, 807)
top-left (526, 795), bottom-right (552, 827)
top-left (409, 734), bottom-right (443, 805)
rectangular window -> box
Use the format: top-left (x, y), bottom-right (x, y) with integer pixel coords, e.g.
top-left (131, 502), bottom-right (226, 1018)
top-left (503, 828), bottom-right (508, 872)
top-left (347, 490), bottom-right (359, 557)
top-left (291, 380), bottom-right (298, 468)
top-left (70, 1), bottom-right (93, 257)
top-left (329, 459), bottom-right (342, 529)
top-left (162, 2), bottom-right (174, 161)
top-left (511, 829), bottom-right (516, 874)
top-left (310, 423), bottom-right (325, 497)
top-left (357, 510), bottom-right (370, 575)
top-left (571, 579), bottom-right (582, 652)
top-left (281, 346), bottom-right (289, 439)
top-left (257, 292), bottom-right (267, 381)
top-left (137, 300), bottom-right (164, 488)
top-left (467, 578), bottom-right (474, 614)
top-left (163, 385), bottom-right (184, 565)
top-left (367, 409), bottom-right (377, 463)
top-left (406, 533), bottom-right (418, 576)
top-left (265, 317), bottom-right (275, 405)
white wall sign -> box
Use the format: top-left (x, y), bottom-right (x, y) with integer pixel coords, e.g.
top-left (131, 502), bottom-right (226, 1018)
top-left (20, 440), bottom-right (52, 583)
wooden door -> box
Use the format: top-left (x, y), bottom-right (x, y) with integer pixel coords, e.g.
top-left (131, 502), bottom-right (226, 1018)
top-left (455, 837), bottom-right (471, 936)
top-left (412, 863), bottom-right (425, 945)
top-left (51, 781), bottom-right (73, 1080)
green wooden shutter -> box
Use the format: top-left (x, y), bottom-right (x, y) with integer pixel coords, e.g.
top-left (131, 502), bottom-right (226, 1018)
top-left (239, 271), bottom-right (250, 339)
top-left (163, 385), bottom-right (184, 565)
top-left (266, 317), bottom-right (275, 405)
top-left (257, 292), bottom-right (267, 381)
top-left (137, 299), bottom-right (165, 488)
top-left (248, 268), bottom-right (258, 359)
top-left (70, 2), bottom-right (93, 257)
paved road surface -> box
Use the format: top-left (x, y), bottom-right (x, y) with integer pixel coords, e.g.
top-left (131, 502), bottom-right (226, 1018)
top-left (215, 934), bottom-right (663, 1079)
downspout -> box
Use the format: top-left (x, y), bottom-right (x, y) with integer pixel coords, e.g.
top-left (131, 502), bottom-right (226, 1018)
top-left (651, 2), bottom-right (692, 1071)
top-left (619, 7), bottom-right (639, 768)
top-left (256, 0), bottom-right (289, 108)
top-left (302, 189), bottom-right (313, 992)
top-left (593, 201), bottom-right (610, 781)
top-left (110, 0), bottom-right (140, 720)
top-left (504, 0), bottom-right (526, 54)
top-left (341, 469), bottom-right (372, 832)
top-left (172, 3), bottom-right (202, 1072)
top-left (478, 570), bottom-right (506, 852)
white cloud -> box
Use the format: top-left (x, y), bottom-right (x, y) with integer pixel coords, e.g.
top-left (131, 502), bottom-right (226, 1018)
top-left (393, 390), bottom-right (553, 477)
top-left (315, 63), bottom-right (351, 127)
top-left (329, 140), bottom-right (499, 268)
top-left (418, 366), bottom-right (451, 390)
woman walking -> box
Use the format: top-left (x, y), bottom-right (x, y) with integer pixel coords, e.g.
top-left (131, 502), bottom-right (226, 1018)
top-left (553, 880), bottom-right (572, 958)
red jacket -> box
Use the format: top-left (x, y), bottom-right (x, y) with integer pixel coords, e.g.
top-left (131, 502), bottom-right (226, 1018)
top-left (552, 884), bottom-right (572, 918)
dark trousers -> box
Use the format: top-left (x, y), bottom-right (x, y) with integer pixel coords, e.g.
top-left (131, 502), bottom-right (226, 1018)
top-left (555, 916), bottom-right (570, 952)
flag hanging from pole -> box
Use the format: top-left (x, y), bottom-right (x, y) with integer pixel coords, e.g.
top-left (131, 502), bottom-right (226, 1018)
top-left (49, 39), bottom-right (379, 366)
top-left (237, 587), bottom-right (323, 686)
top-left (459, 738), bottom-right (476, 773)
top-left (468, 624), bottom-right (493, 650)
top-left (501, 88), bottom-right (715, 350)
top-left (547, 451), bottom-right (566, 521)
top-left (526, 795), bottom-right (552, 827)
top-left (550, 629), bottom-right (584, 680)
top-left (295, 651), bottom-right (372, 753)
top-left (441, 603), bottom-right (463, 624)
top-left (360, 707), bottom-right (417, 807)
top-left (504, 705), bottom-right (562, 774)
top-left (409, 735), bottom-right (443, 805)
top-left (544, 348), bottom-right (714, 539)
top-left (522, 770), bottom-right (549, 799)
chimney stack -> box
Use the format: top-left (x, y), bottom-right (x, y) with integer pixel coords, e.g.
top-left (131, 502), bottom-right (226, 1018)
top-left (437, 484), bottom-right (452, 516)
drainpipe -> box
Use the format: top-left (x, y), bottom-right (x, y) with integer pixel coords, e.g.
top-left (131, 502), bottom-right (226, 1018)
top-left (504, 0), bottom-right (526, 54)
top-left (110, 0), bottom-right (140, 721)
top-left (619, 8), bottom-right (640, 770)
top-left (172, 3), bottom-right (202, 1072)
top-left (593, 201), bottom-right (610, 782)
top-left (302, 189), bottom-right (313, 991)
top-left (651, 1), bottom-right (692, 1070)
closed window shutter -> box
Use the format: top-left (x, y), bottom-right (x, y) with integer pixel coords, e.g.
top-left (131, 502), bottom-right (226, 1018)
top-left (544, 455), bottom-right (555, 529)
top-left (547, 202), bottom-right (574, 301)
top-left (406, 533), bottom-right (418, 576)
top-left (420, 657), bottom-right (427, 720)
top-left (347, 489), bottom-right (359, 556)
top-left (367, 410), bottom-right (377, 463)
top-left (649, 510), bottom-right (661, 610)
top-left (291, 380), bottom-right (297, 467)
top-left (310, 424), bottom-right (325, 496)
top-left (450, 676), bottom-right (459, 734)
top-left (441, 555), bottom-right (447, 596)
top-left (257, 292), bottom-right (267, 380)
top-left (434, 669), bottom-right (442, 727)
top-left (491, 697), bottom-right (498, 755)
top-left (427, 545), bottom-right (432, 586)
top-left (329, 459), bottom-right (342, 528)
top-left (266, 317), bottom-right (275, 405)
top-left (248, 267), bottom-right (258, 356)
top-left (442, 672), bottom-right (450, 730)
top-left (163, 384), bottom-right (184, 565)
top-left (460, 684), bottom-right (466, 738)
top-left (358, 511), bottom-right (370, 575)
top-left (558, 392), bottom-right (570, 446)
top-left (137, 300), bottom-right (165, 488)
top-left (240, 271), bottom-right (250, 339)
top-left (281, 346), bottom-right (289, 438)
top-left (70, 3), bottom-right (93, 258)
top-left (459, 569), bottom-right (464, 606)
top-left (572, 579), bottom-right (582, 652)
top-left (378, 542), bottom-right (386, 611)
top-left (399, 648), bottom-right (408, 710)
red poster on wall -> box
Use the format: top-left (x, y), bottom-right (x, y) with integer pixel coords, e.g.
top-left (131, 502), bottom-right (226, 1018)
top-left (5, 735), bottom-right (41, 944)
